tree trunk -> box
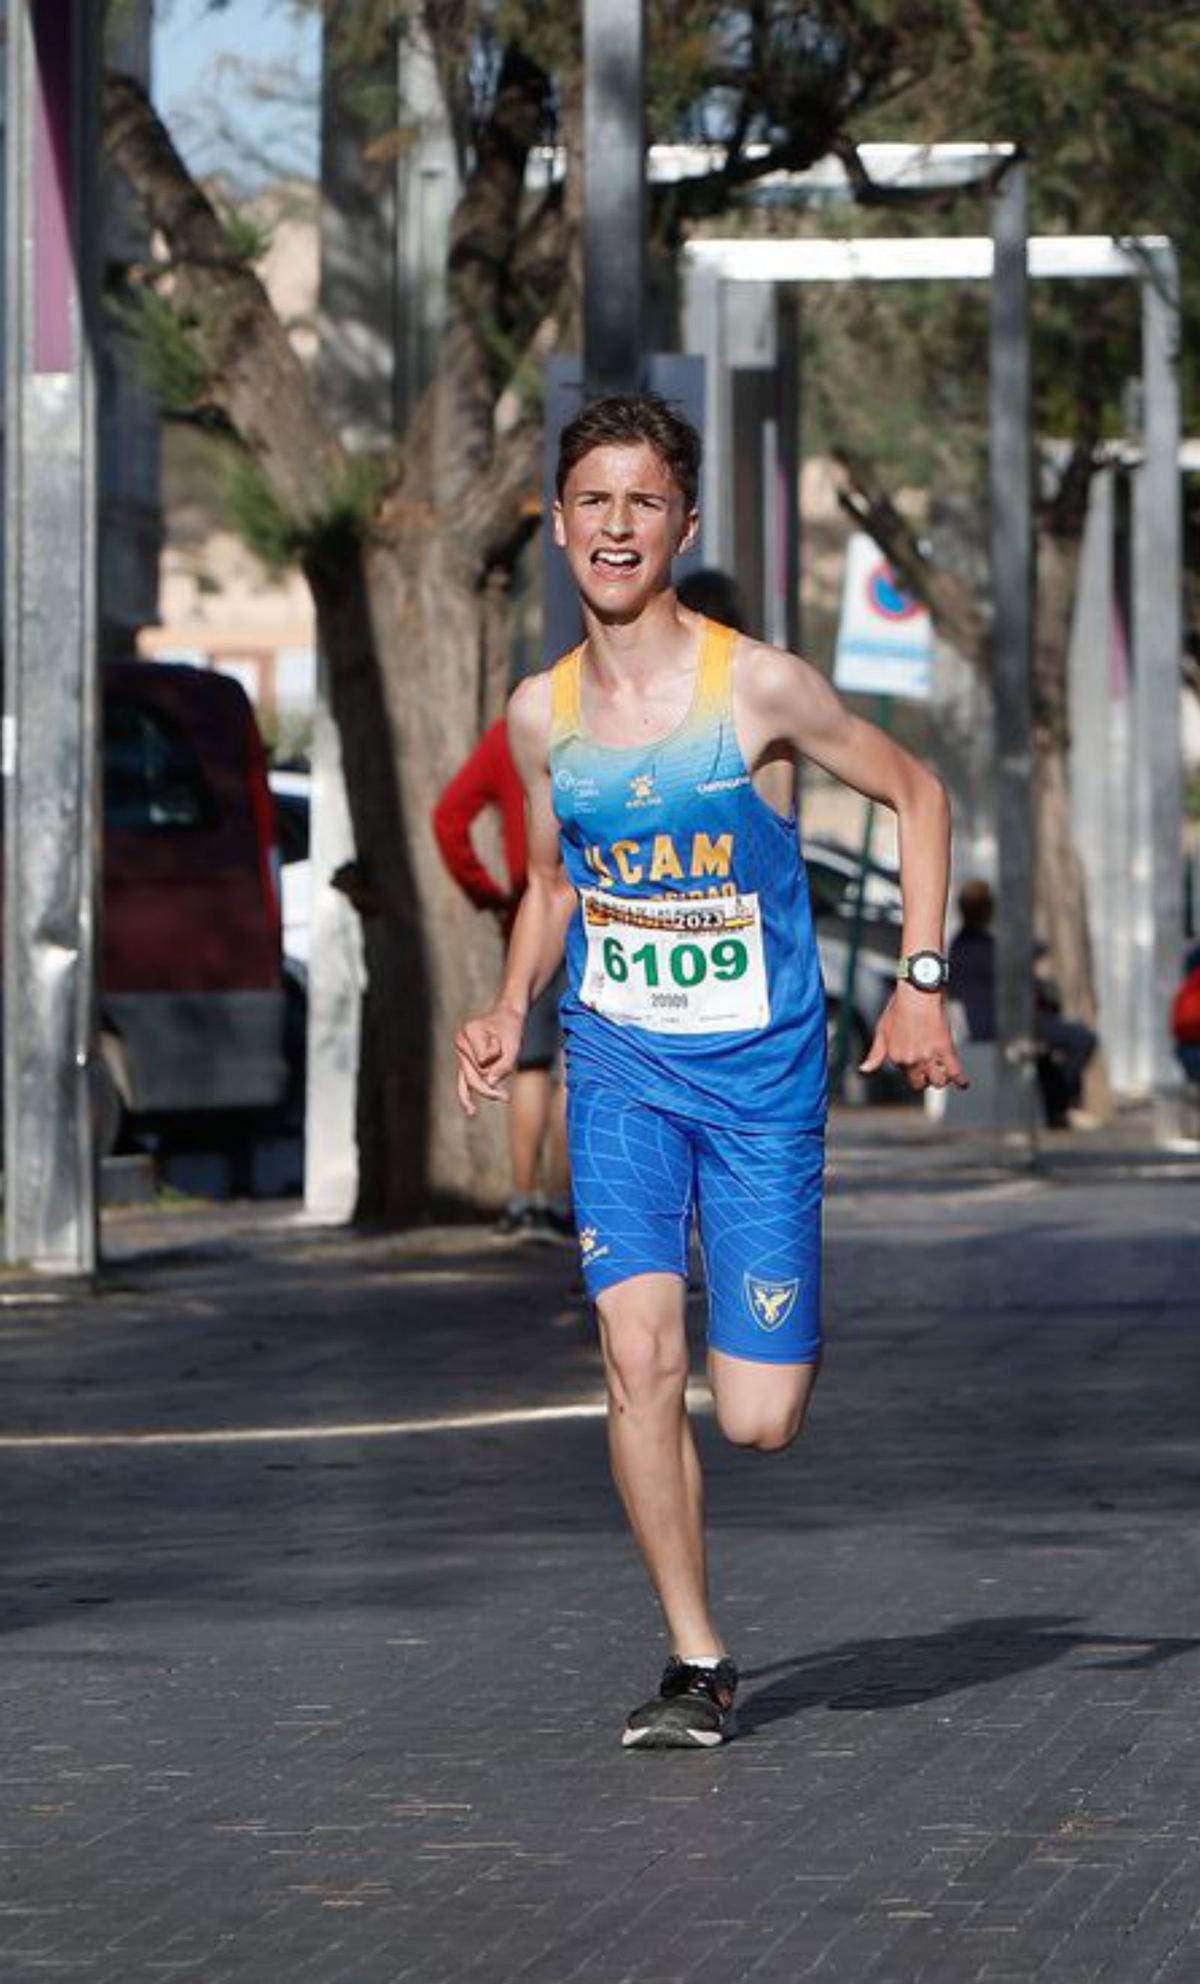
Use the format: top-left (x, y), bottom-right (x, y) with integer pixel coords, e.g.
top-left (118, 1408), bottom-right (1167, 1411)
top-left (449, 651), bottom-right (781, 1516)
top-left (306, 528), bottom-right (515, 1223)
top-left (370, 533), bottom-right (515, 1213)
top-left (1032, 526), bottom-right (1113, 1117)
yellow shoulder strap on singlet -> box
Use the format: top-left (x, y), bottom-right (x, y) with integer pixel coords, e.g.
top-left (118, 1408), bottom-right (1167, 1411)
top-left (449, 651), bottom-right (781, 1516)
top-left (551, 621), bottom-right (733, 743)
top-left (694, 615), bottom-right (737, 726)
top-left (549, 646), bottom-right (584, 745)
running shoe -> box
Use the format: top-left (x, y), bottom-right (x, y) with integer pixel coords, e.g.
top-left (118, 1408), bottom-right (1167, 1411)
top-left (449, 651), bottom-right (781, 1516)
top-left (494, 1197), bottom-right (541, 1241)
top-left (536, 1201), bottom-right (577, 1245)
top-left (622, 1656), bottom-right (739, 1750)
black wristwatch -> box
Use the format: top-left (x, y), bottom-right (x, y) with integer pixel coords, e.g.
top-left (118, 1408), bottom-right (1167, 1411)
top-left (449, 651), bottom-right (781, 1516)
top-left (897, 950), bottom-right (950, 994)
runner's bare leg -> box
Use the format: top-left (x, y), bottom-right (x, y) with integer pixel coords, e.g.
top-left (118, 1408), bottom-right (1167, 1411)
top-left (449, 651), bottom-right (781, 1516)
top-left (596, 1272), bottom-right (725, 1658)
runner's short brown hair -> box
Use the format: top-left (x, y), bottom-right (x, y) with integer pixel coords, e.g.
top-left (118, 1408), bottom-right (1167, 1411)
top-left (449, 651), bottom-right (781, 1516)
top-left (556, 393), bottom-right (702, 512)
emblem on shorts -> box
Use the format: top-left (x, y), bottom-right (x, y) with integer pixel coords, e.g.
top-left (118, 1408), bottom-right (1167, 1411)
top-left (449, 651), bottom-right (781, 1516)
top-left (744, 1273), bottom-right (800, 1332)
top-left (628, 771), bottom-right (659, 808)
top-left (579, 1225), bottom-right (609, 1266)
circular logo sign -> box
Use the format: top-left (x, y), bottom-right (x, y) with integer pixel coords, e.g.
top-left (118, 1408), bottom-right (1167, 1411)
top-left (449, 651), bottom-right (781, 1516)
top-left (867, 562), bottom-right (922, 623)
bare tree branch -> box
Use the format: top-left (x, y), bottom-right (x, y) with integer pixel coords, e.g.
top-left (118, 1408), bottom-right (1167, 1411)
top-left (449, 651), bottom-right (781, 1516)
top-left (429, 42), bottom-right (553, 511)
top-left (103, 71), bottom-right (344, 527)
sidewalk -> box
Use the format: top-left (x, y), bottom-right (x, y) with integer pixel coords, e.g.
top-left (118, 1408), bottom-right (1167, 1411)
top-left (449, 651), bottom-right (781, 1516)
top-left (0, 1110), bottom-right (1197, 1981)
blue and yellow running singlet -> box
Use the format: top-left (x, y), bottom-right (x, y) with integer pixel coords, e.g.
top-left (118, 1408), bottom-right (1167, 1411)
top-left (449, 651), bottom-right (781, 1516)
top-left (550, 616), bottom-right (828, 1131)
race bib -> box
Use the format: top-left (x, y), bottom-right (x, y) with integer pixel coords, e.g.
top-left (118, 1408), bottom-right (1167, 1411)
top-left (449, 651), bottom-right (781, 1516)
top-left (579, 888), bottom-right (770, 1035)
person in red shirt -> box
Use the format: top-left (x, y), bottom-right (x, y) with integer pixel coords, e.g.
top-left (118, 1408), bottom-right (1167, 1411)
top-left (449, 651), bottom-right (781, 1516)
top-left (433, 718), bottom-right (571, 1239)
top-left (1173, 947), bottom-right (1200, 1085)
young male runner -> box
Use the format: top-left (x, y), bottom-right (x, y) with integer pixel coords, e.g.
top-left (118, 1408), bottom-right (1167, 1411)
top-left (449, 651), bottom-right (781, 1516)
top-left (456, 394), bottom-right (966, 1749)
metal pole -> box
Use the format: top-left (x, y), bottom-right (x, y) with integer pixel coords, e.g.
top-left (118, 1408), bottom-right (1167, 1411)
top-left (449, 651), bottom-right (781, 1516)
top-left (988, 164), bottom-right (1038, 1153)
top-left (832, 699), bottom-right (890, 1096)
top-left (583, 0), bottom-right (645, 394)
top-left (682, 256), bottom-right (728, 562)
top-left (3, 0), bottom-right (100, 1272)
top-left (777, 289), bottom-right (802, 657)
top-left (1133, 249), bottom-right (1184, 1126)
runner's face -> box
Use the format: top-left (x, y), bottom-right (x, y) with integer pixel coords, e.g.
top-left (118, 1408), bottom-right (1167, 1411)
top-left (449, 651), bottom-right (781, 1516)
top-left (554, 442), bottom-right (698, 619)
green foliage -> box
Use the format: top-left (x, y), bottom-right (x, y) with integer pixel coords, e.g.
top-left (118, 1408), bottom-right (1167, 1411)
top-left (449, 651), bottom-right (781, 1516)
top-left (224, 449), bottom-right (386, 577)
top-left (785, 0), bottom-right (1200, 582)
top-left (858, 0), bottom-right (1200, 421)
top-left (224, 453), bottom-right (297, 570)
top-left (220, 207), bottom-right (273, 265)
top-left (111, 287), bottom-right (212, 416)
top-left (494, 1), bottom-right (580, 87)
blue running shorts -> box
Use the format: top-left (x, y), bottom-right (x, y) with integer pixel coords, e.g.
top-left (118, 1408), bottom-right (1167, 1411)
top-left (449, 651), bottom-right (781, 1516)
top-left (568, 1081), bottom-right (824, 1365)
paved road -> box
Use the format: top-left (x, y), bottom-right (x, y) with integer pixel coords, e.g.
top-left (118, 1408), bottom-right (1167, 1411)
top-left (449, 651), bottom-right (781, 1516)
top-left (0, 1116), bottom-right (1198, 1982)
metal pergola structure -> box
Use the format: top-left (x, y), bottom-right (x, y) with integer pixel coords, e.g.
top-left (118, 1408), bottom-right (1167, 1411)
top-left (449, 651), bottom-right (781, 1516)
top-left (683, 200), bottom-right (1184, 1144)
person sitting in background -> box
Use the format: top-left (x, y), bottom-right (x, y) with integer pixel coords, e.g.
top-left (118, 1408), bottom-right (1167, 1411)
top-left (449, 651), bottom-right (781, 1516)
top-left (433, 719), bottom-right (572, 1240)
top-left (948, 878), bottom-right (1098, 1128)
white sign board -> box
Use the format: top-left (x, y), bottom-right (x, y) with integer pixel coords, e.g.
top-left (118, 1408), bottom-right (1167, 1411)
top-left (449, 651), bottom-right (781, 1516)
top-left (834, 533), bottom-right (933, 702)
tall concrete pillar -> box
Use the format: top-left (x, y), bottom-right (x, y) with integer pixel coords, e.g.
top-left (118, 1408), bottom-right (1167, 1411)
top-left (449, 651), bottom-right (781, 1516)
top-left (3, 0), bottom-right (100, 1271)
top-left (1132, 251), bottom-right (1184, 1119)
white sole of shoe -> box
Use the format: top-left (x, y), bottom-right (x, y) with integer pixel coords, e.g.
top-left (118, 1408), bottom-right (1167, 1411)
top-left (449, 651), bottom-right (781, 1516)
top-left (622, 1721), bottom-right (729, 1750)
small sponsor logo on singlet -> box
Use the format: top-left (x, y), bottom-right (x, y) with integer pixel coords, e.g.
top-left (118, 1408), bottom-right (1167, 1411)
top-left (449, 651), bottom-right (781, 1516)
top-left (555, 767), bottom-right (599, 803)
top-left (697, 774), bottom-right (751, 796)
top-left (628, 772), bottom-right (659, 808)
top-left (744, 1273), bottom-right (801, 1332)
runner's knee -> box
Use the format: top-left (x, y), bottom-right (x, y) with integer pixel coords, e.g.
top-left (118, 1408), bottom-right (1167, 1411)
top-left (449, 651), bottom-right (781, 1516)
top-left (714, 1388), bottom-right (810, 1453)
top-left (598, 1304), bottom-right (688, 1410)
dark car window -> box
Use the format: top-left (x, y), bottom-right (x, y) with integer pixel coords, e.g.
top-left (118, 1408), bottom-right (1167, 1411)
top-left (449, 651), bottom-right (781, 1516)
top-left (807, 861), bottom-right (855, 922)
top-left (273, 792), bottom-right (310, 866)
top-left (104, 699), bottom-right (217, 832)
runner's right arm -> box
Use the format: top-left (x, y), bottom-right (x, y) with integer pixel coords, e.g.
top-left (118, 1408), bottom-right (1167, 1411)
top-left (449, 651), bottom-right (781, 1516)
top-left (455, 673), bottom-right (575, 1116)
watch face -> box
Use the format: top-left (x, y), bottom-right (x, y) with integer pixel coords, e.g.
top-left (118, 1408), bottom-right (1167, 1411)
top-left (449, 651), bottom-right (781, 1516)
top-left (910, 953), bottom-right (945, 990)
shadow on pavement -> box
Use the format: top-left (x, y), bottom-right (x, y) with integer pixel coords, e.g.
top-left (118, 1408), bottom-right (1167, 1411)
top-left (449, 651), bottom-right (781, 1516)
top-left (738, 1615), bottom-right (1200, 1731)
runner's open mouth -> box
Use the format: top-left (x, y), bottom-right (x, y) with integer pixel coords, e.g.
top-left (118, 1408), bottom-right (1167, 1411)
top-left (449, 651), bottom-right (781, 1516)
top-left (592, 549), bottom-right (642, 572)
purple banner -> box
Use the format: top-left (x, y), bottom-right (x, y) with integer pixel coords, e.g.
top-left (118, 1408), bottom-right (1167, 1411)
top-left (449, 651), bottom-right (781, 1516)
top-left (33, 1), bottom-right (75, 374)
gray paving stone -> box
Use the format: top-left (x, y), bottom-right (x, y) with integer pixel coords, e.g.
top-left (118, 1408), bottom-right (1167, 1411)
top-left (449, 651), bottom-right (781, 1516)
top-left (0, 1117), bottom-right (1197, 1981)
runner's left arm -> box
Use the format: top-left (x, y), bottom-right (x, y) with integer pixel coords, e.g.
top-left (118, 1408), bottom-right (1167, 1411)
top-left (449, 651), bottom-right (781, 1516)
top-left (740, 644), bottom-right (967, 1093)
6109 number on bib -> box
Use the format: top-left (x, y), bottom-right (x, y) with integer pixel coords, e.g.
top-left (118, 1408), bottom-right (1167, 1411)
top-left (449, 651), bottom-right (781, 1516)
top-left (579, 888), bottom-right (770, 1035)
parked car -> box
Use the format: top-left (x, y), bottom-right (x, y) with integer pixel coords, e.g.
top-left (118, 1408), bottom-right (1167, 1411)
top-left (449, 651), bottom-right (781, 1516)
top-left (268, 767), bottom-right (311, 980)
top-left (804, 835), bottom-right (904, 956)
top-left (803, 838), bottom-right (906, 1103)
top-left (816, 928), bottom-right (901, 1105)
top-left (95, 660), bottom-right (289, 1151)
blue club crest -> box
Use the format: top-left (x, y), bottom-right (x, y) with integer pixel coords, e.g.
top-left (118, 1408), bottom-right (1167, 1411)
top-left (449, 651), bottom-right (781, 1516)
top-left (744, 1273), bottom-right (800, 1332)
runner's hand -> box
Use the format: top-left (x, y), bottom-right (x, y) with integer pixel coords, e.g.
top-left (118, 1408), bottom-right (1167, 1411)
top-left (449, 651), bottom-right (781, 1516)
top-left (455, 1005), bottom-right (524, 1116)
top-left (859, 987), bottom-right (969, 1093)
